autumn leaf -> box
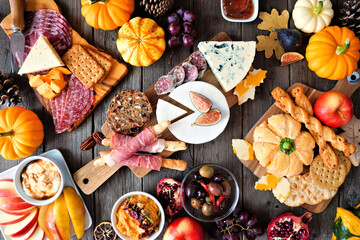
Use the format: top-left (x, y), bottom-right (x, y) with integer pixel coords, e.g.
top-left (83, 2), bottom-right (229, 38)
top-left (257, 32), bottom-right (284, 60)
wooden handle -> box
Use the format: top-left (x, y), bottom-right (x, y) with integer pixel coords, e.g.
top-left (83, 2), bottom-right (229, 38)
top-left (9, 0), bottom-right (24, 29)
top-left (331, 69), bottom-right (360, 97)
top-left (161, 158), bottom-right (187, 171)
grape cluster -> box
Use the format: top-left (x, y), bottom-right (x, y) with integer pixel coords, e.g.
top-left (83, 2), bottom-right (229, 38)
top-left (215, 205), bottom-right (264, 240)
top-left (167, 6), bottom-right (197, 48)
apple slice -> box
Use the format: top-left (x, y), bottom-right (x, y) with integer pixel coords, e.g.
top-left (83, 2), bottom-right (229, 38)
top-left (27, 225), bottom-right (45, 240)
top-left (11, 223), bottom-right (38, 240)
top-left (0, 188), bottom-right (18, 197)
top-left (0, 211), bottom-right (29, 225)
top-left (0, 179), bottom-right (14, 189)
top-left (0, 206), bottom-right (36, 215)
top-left (0, 196), bottom-right (26, 203)
top-left (4, 207), bottom-right (38, 237)
top-left (1, 201), bottom-right (33, 211)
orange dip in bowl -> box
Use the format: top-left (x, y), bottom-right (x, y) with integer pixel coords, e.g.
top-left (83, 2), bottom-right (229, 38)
top-left (116, 195), bottom-right (160, 240)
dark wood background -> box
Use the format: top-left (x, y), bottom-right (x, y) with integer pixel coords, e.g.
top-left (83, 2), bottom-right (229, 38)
top-left (1, 0), bottom-right (360, 239)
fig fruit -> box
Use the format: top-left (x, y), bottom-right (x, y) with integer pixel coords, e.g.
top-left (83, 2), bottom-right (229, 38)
top-left (156, 178), bottom-right (182, 218)
top-left (189, 91), bottom-right (212, 113)
top-left (194, 109), bottom-right (221, 126)
top-left (276, 29), bottom-right (302, 52)
top-left (280, 52), bottom-right (304, 66)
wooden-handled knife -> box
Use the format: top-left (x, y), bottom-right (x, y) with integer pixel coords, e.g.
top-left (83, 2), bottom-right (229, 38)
top-left (9, 0), bottom-right (25, 67)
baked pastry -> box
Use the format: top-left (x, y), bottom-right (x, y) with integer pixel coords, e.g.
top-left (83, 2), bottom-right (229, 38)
top-left (253, 114), bottom-right (315, 177)
top-left (106, 90), bottom-right (152, 134)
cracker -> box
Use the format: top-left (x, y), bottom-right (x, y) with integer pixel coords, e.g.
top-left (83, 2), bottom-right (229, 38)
top-left (85, 47), bottom-right (112, 77)
top-left (284, 175), bottom-right (304, 207)
top-left (62, 44), bottom-right (105, 88)
top-left (310, 154), bottom-right (347, 189)
top-left (334, 149), bottom-right (352, 174)
top-left (85, 46), bottom-right (112, 60)
top-left (298, 173), bottom-right (337, 205)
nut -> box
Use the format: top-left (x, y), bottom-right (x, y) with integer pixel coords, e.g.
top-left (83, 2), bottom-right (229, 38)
top-left (92, 132), bottom-right (105, 145)
top-left (80, 136), bottom-right (96, 151)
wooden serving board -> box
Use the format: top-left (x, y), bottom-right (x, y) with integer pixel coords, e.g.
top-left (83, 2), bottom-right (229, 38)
top-left (0, 0), bottom-right (128, 132)
top-left (74, 32), bottom-right (239, 195)
top-left (242, 70), bottom-right (360, 213)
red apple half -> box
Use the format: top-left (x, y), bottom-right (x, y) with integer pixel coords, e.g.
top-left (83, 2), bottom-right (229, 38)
top-left (314, 91), bottom-right (353, 128)
top-left (4, 207), bottom-right (38, 237)
top-left (163, 217), bottom-right (204, 240)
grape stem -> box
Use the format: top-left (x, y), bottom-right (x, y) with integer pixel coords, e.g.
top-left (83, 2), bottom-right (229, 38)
top-left (221, 219), bottom-right (254, 235)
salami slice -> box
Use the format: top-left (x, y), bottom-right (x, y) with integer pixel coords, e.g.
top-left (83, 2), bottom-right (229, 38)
top-left (155, 75), bottom-right (176, 95)
top-left (169, 66), bottom-right (186, 86)
top-left (189, 51), bottom-right (207, 78)
top-left (182, 62), bottom-right (198, 82)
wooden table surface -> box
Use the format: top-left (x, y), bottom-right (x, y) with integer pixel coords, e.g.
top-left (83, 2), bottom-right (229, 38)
top-left (1, 0), bottom-right (360, 239)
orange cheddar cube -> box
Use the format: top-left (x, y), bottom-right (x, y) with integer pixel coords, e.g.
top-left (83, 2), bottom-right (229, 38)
top-left (48, 69), bottom-right (64, 81)
top-left (36, 82), bottom-right (57, 100)
top-left (28, 75), bottom-right (44, 88)
top-left (53, 67), bottom-right (71, 75)
top-left (51, 79), bottom-right (67, 93)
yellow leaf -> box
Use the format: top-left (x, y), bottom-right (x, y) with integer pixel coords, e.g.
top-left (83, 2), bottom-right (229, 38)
top-left (257, 9), bottom-right (289, 31)
top-left (256, 31), bottom-right (285, 59)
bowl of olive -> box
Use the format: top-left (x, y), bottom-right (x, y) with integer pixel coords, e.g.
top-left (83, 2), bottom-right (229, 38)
top-left (180, 164), bottom-right (239, 222)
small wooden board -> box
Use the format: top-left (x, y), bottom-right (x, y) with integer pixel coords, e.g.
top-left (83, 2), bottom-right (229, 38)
top-left (74, 32), bottom-right (238, 195)
top-left (0, 0), bottom-right (128, 132)
top-left (242, 70), bottom-right (360, 213)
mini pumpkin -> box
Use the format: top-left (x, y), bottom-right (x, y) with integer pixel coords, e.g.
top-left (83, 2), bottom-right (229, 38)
top-left (116, 17), bottom-right (166, 67)
top-left (306, 26), bottom-right (360, 80)
top-left (0, 106), bottom-right (44, 160)
top-left (253, 114), bottom-right (315, 177)
top-left (81, 0), bottom-right (134, 30)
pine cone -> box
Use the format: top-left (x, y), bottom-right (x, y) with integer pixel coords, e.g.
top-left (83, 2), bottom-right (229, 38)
top-left (0, 70), bottom-right (22, 107)
top-left (139, 0), bottom-right (174, 17)
top-left (340, 0), bottom-right (360, 38)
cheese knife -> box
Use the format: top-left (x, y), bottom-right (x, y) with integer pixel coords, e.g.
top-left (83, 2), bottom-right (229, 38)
top-left (9, 0), bottom-right (25, 68)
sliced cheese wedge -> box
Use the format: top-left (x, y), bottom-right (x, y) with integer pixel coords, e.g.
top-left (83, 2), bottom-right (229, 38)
top-left (272, 177), bottom-right (290, 203)
top-left (18, 35), bottom-right (64, 75)
top-left (254, 174), bottom-right (282, 191)
top-left (157, 99), bottom-right (187, 122)
top-left (232, 139), bottom-right (254, 161)
top-left (198, 41), bottom-right (256, 92)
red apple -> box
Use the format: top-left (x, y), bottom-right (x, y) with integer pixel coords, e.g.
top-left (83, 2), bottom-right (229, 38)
top-left (27, 225), bottom-right (45, 240)
top-left (1, 201), bottom-right (34, 211)
top-left (0, 211), bottom-right (29, 225)
top-left (0, 206), bottom-right (37, 216)
top-left (11, 222), bottom-right (38, 240)
top-left (163, 217), bottom-right (204, 240)
top-left (4, 207), bottom-right (38, 237)
top-left (314, 91), bottom-right (353, 128)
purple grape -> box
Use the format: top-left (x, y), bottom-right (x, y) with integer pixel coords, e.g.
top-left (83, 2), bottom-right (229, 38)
top-left (182, 34), bottom-right (194, 47)
top-left (167, 12), bottom-right (179, 23)
top-left (183, 10), bottom-right (196, 22)
top-left (229, 225), bottom-right (240, 233)
top-left (222, 233), bottom-right (230, 240)
top-left (228, 234), bottom-right (240, 240)
top-left (245, 230), bottom-right (256, 240)
top-left (232, 204), bottom-right (241, 217)
top-left (167, 36), bottom-right (182, 47)
top-left (168, 22), bottom-right (181, 35)
top-left (176, 6), bottom-right (186, 17)
top-left (246, 215), bottom-right (258, 228)
top-left (216, 220), bottom-right (225, 228)
top-left (251, 226), bottom-right (264, 236)
top-left (189, 28), bottom-right (197, 37)
top-left (238, 212), bottom-right (249, 224)
top-left (183, 22), bottom-right (193, 34)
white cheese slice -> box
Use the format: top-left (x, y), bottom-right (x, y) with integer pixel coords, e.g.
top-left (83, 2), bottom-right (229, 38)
top-left (18, 35), bottom-right (64, 75)
top-left (198, 41), bottom-right (256, 92)
top-left (272, 177), bottom-right (291, 203)
top-left (232, 139), bottom-right (254, 161)
top-left (156, 99), bottom-right (187, 122)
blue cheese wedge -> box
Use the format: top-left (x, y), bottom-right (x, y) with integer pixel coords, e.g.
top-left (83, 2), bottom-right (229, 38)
top-left (18, 35), bottom-right (64, 75)
top-left (198, 41), bottom-right (256, 92)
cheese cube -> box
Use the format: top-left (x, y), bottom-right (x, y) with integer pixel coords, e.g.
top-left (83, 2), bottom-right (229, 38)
top-left (36, 82), bottom-right (57, 100)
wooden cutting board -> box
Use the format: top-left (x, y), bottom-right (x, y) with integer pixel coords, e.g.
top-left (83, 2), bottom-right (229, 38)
top-left (0, 0), bottom-right (128, 132)
top-left (73, 32), bottom-right (239, 195)
top-left (242, 70), bottom-right (360, 213)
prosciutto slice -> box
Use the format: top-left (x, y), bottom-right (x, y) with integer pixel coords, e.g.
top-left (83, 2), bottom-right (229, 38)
top-left (110, 134), bottom-right (165, 153)
top-left (105, 127), bottom-right (158, 166)
top-left (115, 154), bottom-right (162, 171)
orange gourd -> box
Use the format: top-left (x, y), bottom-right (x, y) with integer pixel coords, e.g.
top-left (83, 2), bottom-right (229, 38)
top-left (0, 107), bottom-right (44, 160)
top-left (306, 26), bottom-right (360, 80)
top-left (116, 17), bottom-right (166, 67)
top-left (81, 0), bottom-right (134, 30)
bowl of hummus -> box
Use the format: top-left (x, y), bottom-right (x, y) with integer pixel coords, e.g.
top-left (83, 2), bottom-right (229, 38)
top-left (14, 155), bottom-right (64, 206)
top-left (111, 191), bottom-right (165, 240)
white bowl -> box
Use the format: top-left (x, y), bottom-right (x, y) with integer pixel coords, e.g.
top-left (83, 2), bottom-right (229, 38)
top-left (111, 191), bottom-right (165, 240)
top-left (221, 0), bottom-right (259, 23)
top-left (14, 155), bottom-right (65, 206)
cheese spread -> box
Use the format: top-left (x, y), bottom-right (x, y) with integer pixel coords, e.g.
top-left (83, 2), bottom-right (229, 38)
top-left (21, 159), bottom-right (61, 200)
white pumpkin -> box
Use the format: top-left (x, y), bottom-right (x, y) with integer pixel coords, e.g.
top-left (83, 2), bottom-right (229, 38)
top-left (292, 0), bottom-right (334, 33)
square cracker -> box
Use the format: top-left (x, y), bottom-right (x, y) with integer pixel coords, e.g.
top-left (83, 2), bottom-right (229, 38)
top-left (62, 44), bottom-right (105, 88)
top-left (85, 47), bottom-right (112, 77)
top-left (85, 46), bottom-right (112, 60)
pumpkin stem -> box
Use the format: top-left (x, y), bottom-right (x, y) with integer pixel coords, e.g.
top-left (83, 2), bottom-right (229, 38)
top-left (336, 38), bottom-right (350, 55)
top-left (313, 1), bottom-right (323, 15)
top-left (0, 130), bottom-right (14, 138)
top-left (89, 0), bottom-right (108, 4)
top-left (279, 138), bottom-right (296, 155)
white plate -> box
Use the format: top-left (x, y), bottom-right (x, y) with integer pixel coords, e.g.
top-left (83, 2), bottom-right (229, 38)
top-left (0, 149), bottom-right (92, 240)
top-left (156, 81), bottom-right (230, 144)
top-left (220, 0), bottom-right (259, 23)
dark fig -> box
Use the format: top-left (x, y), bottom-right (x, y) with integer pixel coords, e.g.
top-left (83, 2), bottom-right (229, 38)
top-left (276, 28), bottom-right (302, 52)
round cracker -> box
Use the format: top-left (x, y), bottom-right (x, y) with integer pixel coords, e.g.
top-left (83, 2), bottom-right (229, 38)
top-left (284, 175), bottom-right (304, 207)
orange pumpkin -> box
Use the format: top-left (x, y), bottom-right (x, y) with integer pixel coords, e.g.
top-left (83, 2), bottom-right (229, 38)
top-left (81, 0), bottom-right (134, 30)
top-left (116, 17), bottom-right (166, 67)
top-left (306, 26), bottom-right (360, 80)
top-left (0, 107), bottom-right (44, 160)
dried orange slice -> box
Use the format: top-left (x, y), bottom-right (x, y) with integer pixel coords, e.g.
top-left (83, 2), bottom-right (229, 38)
top-left (94, 222), bottom-right (117, 240)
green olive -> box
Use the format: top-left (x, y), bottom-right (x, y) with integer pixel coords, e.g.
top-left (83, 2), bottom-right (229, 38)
top-left (202, 203), bottom-right (214, 216)
top-left (205, 196), bottom-right (212, 204)
top-left (191, 198), bottom-right (203, 209)
top-left (199, 165), bottom-right (214, 179)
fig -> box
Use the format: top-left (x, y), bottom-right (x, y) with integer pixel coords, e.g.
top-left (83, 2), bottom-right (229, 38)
top-left (281, 52), bottom-right (304, 66)
top-left (267, 212), bottom-right (312, 240)
top-left (156, 178), bottom-right (182, 218)
top-left (276, 29), bottom-right (302, 52)
top-left (190, 91), bottom-right (212, 113)
top-left (194, 109), bottom-right (221, 126)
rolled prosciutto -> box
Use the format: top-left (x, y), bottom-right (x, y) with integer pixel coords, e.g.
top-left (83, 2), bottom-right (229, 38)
top-left (115, 154), bottom-right (162, 171)
top-left (110, 133), bottom-right (165, 153)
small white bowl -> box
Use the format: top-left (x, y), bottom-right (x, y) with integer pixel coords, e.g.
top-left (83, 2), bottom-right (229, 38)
top-left (221, 0), bottom-right (259, 23)
top-left (14, 155), bottom-right (65, 206)
top-left (111, 191), bottom-right (165, 240)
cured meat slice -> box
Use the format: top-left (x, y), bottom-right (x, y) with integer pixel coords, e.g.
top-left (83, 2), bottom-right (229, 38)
top-left (104, 127), bottom-right (159, 167)
top-left (189, 51), bottom-right (207, 78)
top-left (182, 62), bottom-right (198, 82)
top-left (169, 66), bottom-right (186, 86)
top-left (110, 133), bottom-right (165, 153)
top-left (117, 154), bottom-right (162, 171)
top-left (155, 75), bottom-right (176, 95)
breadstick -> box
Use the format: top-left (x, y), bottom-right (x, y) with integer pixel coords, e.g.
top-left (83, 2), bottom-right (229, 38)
top-left (161, 158), bottom-right (188, 171)
top-left (291, 87), bottom-right (314, 116)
